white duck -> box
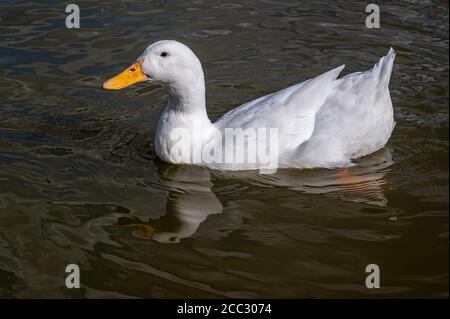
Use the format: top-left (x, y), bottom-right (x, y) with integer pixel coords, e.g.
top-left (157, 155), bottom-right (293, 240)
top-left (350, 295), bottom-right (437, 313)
top-left (103, 40), bottom-right (395, 172)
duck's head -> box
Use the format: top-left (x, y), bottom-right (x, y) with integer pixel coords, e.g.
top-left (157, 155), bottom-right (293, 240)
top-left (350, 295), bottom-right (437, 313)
top-left (103, 40), bottom-right (203, 92)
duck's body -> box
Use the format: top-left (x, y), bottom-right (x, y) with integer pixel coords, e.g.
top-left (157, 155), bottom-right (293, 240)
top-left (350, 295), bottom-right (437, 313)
top-left (104, 41), bottom-right (396, 171)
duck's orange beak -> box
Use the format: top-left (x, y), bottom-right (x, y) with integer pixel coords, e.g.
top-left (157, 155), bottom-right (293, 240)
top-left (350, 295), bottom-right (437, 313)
top-left (103, 60), bottom-right (148, 90)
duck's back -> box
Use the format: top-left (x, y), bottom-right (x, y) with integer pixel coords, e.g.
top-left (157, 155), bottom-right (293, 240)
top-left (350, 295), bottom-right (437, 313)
top-left (213, 65), bottom-right (345, 155)
top-left (303, 48), bottom-right (396, 165)
top-left (211, 48), bottom-right (396, 170)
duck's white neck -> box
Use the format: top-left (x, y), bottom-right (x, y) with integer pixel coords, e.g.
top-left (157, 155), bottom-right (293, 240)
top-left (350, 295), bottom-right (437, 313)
top-left (155, 72), bottom-right (215, 164)
top-left (166, 74), bottom-right (209, 121)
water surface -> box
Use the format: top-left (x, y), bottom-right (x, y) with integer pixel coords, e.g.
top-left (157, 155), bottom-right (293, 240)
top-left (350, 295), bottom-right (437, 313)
top-left (0, 0), bottom-right (448, 298)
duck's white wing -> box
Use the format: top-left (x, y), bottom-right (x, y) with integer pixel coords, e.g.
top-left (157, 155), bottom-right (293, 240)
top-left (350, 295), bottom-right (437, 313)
top-left (213, 65), bottom-right (345, 152)
top-left (305, 48), bottom-right (396, 162)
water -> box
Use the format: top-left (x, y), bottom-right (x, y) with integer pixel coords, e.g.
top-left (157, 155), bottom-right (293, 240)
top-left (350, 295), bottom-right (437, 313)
top-left (0, 0), bottom-right (448, 298)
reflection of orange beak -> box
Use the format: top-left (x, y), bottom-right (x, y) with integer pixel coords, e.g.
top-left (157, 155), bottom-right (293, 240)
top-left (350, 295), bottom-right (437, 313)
top-left (103, 60), bottom-right (148, 90)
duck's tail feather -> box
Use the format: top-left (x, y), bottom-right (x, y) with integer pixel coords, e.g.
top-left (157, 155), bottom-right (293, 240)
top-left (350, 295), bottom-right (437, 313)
top-left (373, 47), bottom-right (396, 88)
top-left (338, 47), bottom-right (396, 91)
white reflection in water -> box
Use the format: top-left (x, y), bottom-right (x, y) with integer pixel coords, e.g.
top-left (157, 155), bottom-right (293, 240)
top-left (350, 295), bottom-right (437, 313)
top-left (122, 148), bottom-right (393, 243)
top-left (118, 165), bottom-right (222, 243)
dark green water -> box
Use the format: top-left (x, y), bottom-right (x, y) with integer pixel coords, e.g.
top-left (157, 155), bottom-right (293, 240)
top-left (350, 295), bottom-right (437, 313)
top-left (0, 0), bottom-right (448, 298)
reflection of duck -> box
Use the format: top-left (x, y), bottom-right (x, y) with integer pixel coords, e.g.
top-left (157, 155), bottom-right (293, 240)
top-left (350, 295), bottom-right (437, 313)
top-left (117, 164), bottom-right (222, 243)
top-left (252, 147), bottom-right (394, 206)
top-left (118, 148), bottom-right (392, 243)
top-left (104, 40), bottom-right (396, 170)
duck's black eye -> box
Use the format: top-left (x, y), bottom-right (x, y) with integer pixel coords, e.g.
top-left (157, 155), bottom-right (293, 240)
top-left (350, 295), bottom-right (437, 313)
top-left (160, 52), bottom-right (168, 57)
